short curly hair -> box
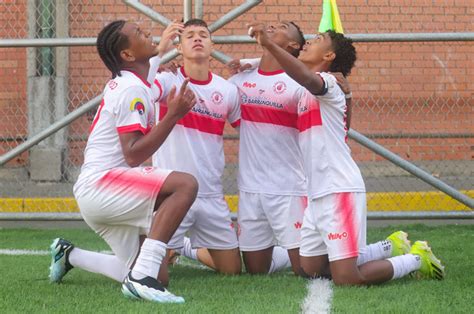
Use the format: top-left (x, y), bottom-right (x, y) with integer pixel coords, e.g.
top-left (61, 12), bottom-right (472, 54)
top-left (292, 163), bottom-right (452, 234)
top-left (326, 30), bottom-right (356, 77)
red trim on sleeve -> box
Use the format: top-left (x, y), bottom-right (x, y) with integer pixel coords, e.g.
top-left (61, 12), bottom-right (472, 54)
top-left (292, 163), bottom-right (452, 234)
top-left (154, 79), bottom-right (163, 99)
top-left (117, 123), bottom-right (150, 135)
top-left (160, 105), bottom-right (225, 135)
top-left (241, 104), bottom-right (298, 129)
top-left (231, 119), bottom-right (241, 128)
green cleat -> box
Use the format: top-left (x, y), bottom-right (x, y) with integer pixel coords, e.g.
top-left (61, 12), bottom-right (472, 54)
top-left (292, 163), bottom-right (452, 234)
top-left (387, 231), bottom-right (411, 257)
top-left (410, 241), bottom-right (445, 280)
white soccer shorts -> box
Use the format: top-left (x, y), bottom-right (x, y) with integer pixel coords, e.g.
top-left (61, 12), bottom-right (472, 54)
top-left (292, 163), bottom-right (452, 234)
top-left (167, 196), bottom-right (238, 250)
top-left (237, 191), bottom-right (307, 251)
top-left (75, 166), bottom-right (172, 267)
top-left (300, 192), bottom-right (367, 262)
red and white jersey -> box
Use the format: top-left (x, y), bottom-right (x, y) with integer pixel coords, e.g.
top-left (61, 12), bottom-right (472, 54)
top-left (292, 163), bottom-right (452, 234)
top-left (152, 67), bottom-right (240, 197)
top-left (297, 72), bottom-right (365, 200)
top-left (77, 71), bottom-right (158, 182)
top-left (229, 68), bottom-right (306, 195)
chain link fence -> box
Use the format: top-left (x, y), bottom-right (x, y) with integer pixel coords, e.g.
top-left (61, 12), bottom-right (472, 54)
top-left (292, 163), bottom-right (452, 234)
top-left (0, 0), bottom-right (472, 216)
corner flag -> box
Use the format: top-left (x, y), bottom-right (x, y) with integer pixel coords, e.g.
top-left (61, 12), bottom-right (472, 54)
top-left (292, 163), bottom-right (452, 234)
top-left (318, 0), bottom-right (344, 34)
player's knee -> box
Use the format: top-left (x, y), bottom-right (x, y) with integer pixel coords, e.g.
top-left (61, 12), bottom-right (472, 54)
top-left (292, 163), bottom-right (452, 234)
top-left (332, 272), bottom-right (365, 286)
top-left (180, 173), bottom-right (198, 199)
top-left (217, 263), bottom-right (241, 275)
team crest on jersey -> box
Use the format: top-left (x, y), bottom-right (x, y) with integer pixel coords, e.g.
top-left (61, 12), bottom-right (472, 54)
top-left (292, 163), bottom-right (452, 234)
top-left (130, 98), bottom-right (145, 115)
top-left (142, 166), bottom-right (154, 175)
top-left (211, 91), bottom-right (223, 105)
top-left (108, 80), bottom-right (118, 90)
top-left (273, 81), bottom-right (287, 94)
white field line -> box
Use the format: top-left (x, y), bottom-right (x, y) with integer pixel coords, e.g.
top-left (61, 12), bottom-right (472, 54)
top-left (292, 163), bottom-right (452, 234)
top-left (301, 278), bottom-right (333, 314)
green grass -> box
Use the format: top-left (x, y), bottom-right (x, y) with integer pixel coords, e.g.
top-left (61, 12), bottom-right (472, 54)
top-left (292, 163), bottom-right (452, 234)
top-left (0, 224), bottom-right (472, 313)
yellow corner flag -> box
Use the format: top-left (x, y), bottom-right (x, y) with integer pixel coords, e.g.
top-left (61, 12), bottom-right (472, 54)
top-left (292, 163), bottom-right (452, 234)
top-left (318, 0), bottom-right (344, 34)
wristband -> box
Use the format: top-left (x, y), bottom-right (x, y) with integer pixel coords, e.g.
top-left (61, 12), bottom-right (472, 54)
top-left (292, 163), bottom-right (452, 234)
top-left (345, 92), bottom-right (352, 99)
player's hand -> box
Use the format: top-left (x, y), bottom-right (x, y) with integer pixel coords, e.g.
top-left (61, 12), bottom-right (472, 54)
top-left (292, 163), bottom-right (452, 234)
top-left (158, 60), bottom-right (180, 74)
top-left (226, 59), bottom-right (253, 75)
top-left (330, 72), bottom-right (352, 95)
top-left (247, 23), bottom-right (270, 47)
top-left (166, 78), bottom-right (196, 119)
top-left (158, 21), bottom-right (184, 57)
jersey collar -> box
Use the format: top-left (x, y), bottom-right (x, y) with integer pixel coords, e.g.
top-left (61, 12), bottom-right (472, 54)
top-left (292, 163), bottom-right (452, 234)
top-left (180, 67), bottom-right (213, 85)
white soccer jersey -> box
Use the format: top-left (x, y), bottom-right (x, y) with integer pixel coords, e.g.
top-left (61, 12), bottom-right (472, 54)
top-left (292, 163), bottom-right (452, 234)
top-left (297, 72), bottom-right (365, 200)
top-left (76, 70), bottom-right (158, 181)
top-left (152, 67), bottom-right (241, 197)
top-left (229, 68), bottom-right (306, 195)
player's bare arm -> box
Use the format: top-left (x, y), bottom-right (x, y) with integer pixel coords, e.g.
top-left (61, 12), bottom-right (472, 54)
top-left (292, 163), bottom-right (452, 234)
top-left (248, 23), bottom-right (325, 95)
top-left (119, 79), bottom-right (196, 167)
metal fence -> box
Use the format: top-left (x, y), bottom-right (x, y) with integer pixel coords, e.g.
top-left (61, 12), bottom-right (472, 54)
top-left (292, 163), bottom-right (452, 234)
top-left (0, 0), bottom-right (472, 219)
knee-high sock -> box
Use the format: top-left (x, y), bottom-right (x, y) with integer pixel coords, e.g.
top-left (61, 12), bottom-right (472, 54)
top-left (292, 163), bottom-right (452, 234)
top-left (268, 246), bottom-right (291, 274)
top-left (69, 248), bottom-right (129, 282)
top-left (176, 237), bottom-right (198, 260)
top-left (387, 254), bottom-right (421, 280)
top-left (131, 238), bottom-right (167, 280)
top-left (357, 240), bottom-right (392, 266)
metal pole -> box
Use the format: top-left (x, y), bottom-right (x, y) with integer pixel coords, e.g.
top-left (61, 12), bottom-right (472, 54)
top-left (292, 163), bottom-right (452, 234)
top-left (348, 129), bottom-right (474, 209)
top-left (211, 50), bottom-right (233, 64)
top-left (195, 0), bottom-right (203, 19)
top-left (122, 0), bottom-right (171, 26)
top-left (2, 32), bottom-right (474, 47)
top-left (0, 95), bottom-right (102, 166)
top-left (208, 0), bottom-right (263, 33)
top-left (183, 0), bottom-right (192, 22)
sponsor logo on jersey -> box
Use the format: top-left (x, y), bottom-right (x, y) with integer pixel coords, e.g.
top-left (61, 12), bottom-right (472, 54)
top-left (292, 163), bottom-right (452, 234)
top-left (243, 82), bottom-right (256, 88)
top-left (273, 81), bottom-right (287, 94)
top-left (294, 221), bottom-right (302, 229)
top-left (211, 91), bottom-right (223, 105)
top-left (327, 232), bottom-right (348, 240)
top-left (130, 98), bottom-right (145, 115)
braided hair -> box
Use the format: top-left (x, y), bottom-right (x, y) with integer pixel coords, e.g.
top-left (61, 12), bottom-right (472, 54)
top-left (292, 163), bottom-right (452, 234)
top-left (96, 20), bottom-right (130, 78)
top-left (289, 21), bottom-right (305, 57)
top-left (326, 30), bottom-right (357, 77)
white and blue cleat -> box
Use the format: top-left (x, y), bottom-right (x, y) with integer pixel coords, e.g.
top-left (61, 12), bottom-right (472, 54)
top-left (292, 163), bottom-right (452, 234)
top-left (122, 272), bottom-right (185, 304)
top-left (49, 238), bottom-right (74, 283)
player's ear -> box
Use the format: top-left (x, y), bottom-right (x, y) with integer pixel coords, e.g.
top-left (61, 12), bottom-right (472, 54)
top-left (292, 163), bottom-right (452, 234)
top-left (288, 40), bottom-right (300, 52)
top-left (120, 49), bottom-right (136, 62)
top-left (323, 51), bottom-right (336, 62)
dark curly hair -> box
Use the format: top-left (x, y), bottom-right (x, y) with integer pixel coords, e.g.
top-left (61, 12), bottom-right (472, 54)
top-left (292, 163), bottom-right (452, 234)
top-left (96, 20), bottom-right (129, 78)
top-left (288, 21), bottom-right (305, 57)
top-left (326, 30), bottom-right (356, 77)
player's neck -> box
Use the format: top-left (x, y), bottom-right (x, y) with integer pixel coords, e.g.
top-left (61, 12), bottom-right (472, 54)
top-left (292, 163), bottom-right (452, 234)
top-left (305, 60), bottom-right (330, 74)
top-left (121, 61), bottom-right (150, 83)
top-left (259, 51), bottom-right (283, 73)
top-left (182, 59), bottom-right (210, 82)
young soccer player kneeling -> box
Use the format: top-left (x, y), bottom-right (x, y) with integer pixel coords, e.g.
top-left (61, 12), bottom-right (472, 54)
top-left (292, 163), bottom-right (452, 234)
top-left (249, 24), bottom-right (445, 285)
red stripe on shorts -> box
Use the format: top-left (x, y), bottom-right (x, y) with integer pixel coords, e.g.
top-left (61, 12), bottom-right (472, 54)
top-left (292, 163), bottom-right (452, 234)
top-left (97, 168), bottom-right (167, 197)
top-left (338, 193), bottom-right (358, 256)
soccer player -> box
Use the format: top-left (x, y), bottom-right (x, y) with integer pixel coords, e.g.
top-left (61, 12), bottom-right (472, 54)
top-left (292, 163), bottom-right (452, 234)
top-left (249, 24), bottom-right (445, 284)
top-left (49, 20), bottom-right (198, 303)
top-left (151, 19), bottom-right (241, 275)
top-left (227, 21), bottom-right (308, 275)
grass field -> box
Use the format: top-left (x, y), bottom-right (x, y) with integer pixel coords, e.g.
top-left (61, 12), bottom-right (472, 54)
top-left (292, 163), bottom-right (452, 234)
top-left (1, 224), bottom-right (473, 313)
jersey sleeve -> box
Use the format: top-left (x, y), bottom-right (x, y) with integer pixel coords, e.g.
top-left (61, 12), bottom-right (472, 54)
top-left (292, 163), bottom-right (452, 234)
top-left (314, 72), bottom-right (345, 106)
top-left (154, 72), bottom-right (176, 102)
top-left (115, 86), bottom-right (151, 135)
top-left (227, 84), bottom-right (241, 128)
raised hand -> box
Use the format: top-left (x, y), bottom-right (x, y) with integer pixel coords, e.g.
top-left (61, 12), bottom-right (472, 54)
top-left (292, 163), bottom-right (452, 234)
top-left (246, 23), bottom-right (270, 47)
top-left (226, 59), bottom-right (254, 75)
top-left (158, 21), bottom-right (184, 57)
top-left (330, 72), bottom-right (351, 95)
top-left (166, 78), bottom-right (196, 119)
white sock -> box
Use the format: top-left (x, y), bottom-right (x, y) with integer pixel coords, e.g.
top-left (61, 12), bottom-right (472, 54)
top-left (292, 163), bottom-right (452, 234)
top-left (387, 254), bottom-right (421, 280)
top-left (268, 246), bottom-right (291, 274)
top-left (131, 238), bottom-right (167, 280)
top-left (176, 237), bottom-right (198, 260)
top-left (69, 248), bottom-right (129, 282)
top-left (357, 240), bottom-right (392, 266)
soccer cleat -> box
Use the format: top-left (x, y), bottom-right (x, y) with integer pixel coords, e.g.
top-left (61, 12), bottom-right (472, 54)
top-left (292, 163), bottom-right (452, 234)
top-left (121, 272), bottom-right (185, 304)
top-left (387, 231), bottom-right (411, 257)
top-left (410, 241), bottom-right (445, 280)
top-left (49, 238), bottom-right (74, 283)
